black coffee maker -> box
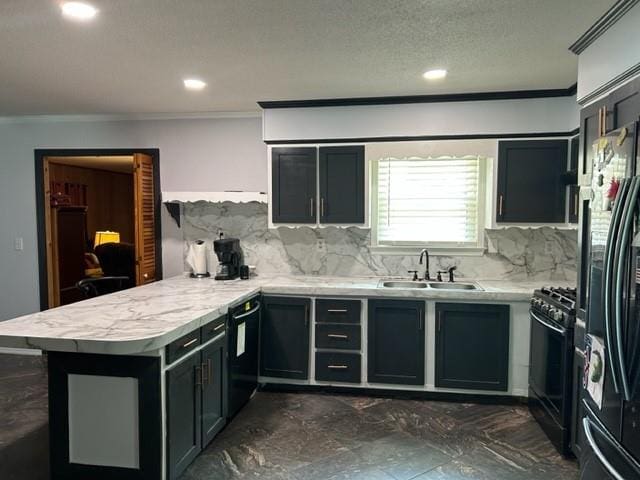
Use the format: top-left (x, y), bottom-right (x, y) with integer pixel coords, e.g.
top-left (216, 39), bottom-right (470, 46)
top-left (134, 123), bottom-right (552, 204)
top-left (213, 233), bottom-right (242, 280)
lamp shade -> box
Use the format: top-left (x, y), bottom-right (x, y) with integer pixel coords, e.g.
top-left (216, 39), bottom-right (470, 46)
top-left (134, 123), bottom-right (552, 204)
top-left (94, 230), bottom-right (120, 247)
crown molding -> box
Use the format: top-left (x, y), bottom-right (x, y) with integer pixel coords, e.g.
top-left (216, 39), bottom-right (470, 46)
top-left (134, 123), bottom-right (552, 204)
top-left (0, 111), bottom-right (261, 124)
top-left (569, 0), bottom-right (640, 55)
top-left (258, 84), bottom-right (577, 109)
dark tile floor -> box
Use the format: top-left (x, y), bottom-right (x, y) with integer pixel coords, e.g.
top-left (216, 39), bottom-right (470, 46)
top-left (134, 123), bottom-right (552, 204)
top-left (0, 353), bottom-right (49, 480)
top-left (180, 391), bottom-right (579, 480)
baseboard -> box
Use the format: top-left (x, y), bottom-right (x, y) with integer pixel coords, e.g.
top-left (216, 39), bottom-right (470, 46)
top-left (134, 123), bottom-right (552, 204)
top-left (259, 383), bottom-right (528, 405)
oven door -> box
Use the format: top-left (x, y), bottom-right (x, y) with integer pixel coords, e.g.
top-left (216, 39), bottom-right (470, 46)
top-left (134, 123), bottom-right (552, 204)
top-left (529, 309), bottom-right (572, 423)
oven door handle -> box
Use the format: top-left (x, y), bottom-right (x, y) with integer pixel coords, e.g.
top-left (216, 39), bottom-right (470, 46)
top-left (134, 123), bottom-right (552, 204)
top-left (582, 417), bottom-right (626, 480)
top-left (530, 310), bottom-right (566, 335)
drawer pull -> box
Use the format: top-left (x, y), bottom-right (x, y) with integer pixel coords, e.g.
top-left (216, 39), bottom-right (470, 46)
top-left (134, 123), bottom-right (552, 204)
top-left (328, 365), bottom-right (348, 370)
top-left (327, 333), bottom-right (348, 339)
top-left (213, 323), bottom-right (225, 332)
top-left (182, 338), bottom-right (198, 348)
top-left (327, 309), bottom-right (348, 313)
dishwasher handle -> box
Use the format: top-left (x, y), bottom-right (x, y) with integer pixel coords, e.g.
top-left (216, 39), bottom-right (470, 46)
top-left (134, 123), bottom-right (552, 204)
top-left (233, 302), bottom-right (261, 320)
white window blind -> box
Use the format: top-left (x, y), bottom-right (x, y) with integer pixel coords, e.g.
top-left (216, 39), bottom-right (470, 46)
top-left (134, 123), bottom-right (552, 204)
top-left (375, 156), bottom-right (483, 246)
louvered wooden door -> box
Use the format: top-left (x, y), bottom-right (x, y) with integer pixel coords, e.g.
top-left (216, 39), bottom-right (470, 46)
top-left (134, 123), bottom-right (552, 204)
top-left (133, 153), bottom-right (156, 285)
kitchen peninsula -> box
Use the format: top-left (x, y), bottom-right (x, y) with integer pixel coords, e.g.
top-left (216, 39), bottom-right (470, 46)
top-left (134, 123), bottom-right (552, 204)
top-left (0, 274), bottom-right (535, 480)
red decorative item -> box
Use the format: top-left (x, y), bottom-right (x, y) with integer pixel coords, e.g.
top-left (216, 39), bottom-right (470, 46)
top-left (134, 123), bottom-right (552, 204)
top-left (607, 178), bottom-right (620, 199)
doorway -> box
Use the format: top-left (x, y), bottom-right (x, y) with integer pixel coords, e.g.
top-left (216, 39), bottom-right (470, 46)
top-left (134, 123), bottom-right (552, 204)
top-left (35, 149), bottom-right (162, 310)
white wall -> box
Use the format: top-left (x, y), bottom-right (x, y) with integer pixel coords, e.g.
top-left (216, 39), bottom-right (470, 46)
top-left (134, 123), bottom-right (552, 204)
top-left (263, 95), bottom-right (579, 142)
top-left (0, 115), bottom-right (265, 320)
top-left (577, 2), bottom-right (640, 103)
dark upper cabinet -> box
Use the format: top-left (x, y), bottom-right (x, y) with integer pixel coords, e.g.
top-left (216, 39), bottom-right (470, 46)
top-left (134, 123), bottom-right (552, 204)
top-left (319, 146), bottom-right (365, 224)
top-left (368, 299), bottom-right (425, 386)
top-left (260, 296), bottom-right (310, 380)
top-left (201, 336), bottom-right (226, 447)
top-left (569, 136), bottom-right (580, 224)
top-left (496, 140), bottom-right (568, 223)
top-left (435, 303), bottom-right (510, 392)
top-left (272, 147), bottom-right (317, 223)
top-left (607, 76), bottom-right (640, 132)
top-left (166, 354), bottom-right (202, 480)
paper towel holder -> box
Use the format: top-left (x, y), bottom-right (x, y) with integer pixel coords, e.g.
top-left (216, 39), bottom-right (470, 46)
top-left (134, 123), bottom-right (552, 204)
top-left (187, 239), bottom-right (211, 278)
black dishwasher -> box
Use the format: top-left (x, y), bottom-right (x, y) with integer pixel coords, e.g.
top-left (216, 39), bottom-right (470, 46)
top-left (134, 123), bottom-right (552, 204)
top-left (227, 296), bottom-right (260, 417)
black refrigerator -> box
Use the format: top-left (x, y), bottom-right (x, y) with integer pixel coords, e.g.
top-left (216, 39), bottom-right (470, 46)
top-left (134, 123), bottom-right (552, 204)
top-left (581, 120), bottom-right (640, 479)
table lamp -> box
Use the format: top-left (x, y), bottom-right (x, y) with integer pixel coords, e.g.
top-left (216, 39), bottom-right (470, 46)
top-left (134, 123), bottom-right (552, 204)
top-left (94, 230), bottom-right (120, 247)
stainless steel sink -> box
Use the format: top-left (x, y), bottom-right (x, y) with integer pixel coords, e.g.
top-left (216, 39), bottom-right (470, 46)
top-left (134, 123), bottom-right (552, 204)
top-left (380, 281), bottom-right (428, 289)
top-left (427, 282), bottom-right (480, 290)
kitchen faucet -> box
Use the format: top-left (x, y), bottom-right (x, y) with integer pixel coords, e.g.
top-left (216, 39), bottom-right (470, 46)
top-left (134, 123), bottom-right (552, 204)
top-left (418, 249), bottom-right (430, 280)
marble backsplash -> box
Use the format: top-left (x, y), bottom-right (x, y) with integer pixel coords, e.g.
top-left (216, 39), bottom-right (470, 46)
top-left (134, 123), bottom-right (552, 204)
top-left (180, 202), bottom-right (578, 282)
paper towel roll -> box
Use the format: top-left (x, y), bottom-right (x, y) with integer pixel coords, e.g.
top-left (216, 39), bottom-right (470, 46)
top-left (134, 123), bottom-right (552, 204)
top-left (186, 240), bottom-right (208, 275)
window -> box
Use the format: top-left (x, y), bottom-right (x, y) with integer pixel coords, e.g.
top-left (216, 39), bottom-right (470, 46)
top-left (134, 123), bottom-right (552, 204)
top-left (373, 155), bottom-right (485, 248)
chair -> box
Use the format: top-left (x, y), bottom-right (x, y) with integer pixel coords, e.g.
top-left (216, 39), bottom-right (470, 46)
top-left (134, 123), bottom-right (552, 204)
top-left (76, 276), bottom-right (130, 299)
top-left (94, 242), bottom-right (136, 288)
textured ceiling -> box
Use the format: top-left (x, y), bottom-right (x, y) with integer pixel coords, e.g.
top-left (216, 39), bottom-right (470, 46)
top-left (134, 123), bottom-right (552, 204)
top-left (0, 0), bottom-right (611, 115)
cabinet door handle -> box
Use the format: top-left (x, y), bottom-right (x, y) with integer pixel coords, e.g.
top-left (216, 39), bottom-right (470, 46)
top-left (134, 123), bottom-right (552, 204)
top-left (328, 365), bottom-right (348, 370)
top-left (208, 358), bottom-right (212, 384)
top-left (310, 198), bottom-right (314, 218)
top-left (201, 362), bottom-right (208, 385)
top-left (418, 310), bottom-right (424, 331)
top-left (498, 194), bottom-right (504, 217)
top-left (574, 192), bottom-right (579, 216)
top-left (327, 309), bottom-right (348, 313)
top-left (327, 333), bottom-right (348, 339)
top-left (321, 197), bottom-right (325, 218)
top-left (195, 366), bottom-right (202, 386)
top-left (305, 305), bottom-right (309, 327)
top-left (437, 312), bottom-right (442, 332)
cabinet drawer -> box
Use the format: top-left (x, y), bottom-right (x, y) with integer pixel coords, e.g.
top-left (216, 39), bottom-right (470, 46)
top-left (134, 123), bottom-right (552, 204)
top-left (201, 315), bottom-right (226, 343)
top-left (315, 352), bottom-right (361, 383)
top-left (315, 324), bottom-right (361, 350)
top-left (166, 331), bottom-right (201, 364)
top-left (316, 299), bottom-right (361, 324)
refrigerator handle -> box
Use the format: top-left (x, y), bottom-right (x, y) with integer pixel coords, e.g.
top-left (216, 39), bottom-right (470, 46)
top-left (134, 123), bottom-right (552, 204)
top-left (582, 417), bottom-right (626, 480)
top-left (604, 178), bottom-right (630, 395)
top-left (614, 177), bottom-right (640, 401)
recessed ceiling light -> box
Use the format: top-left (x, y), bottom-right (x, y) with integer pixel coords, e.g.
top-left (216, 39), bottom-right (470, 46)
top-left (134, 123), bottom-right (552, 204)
top-left (61, 2), bottom-right (98, 21)
top-left (183, 78), bottom-right (207, 91)
top-left (422, 69), bottom-right (447, 80)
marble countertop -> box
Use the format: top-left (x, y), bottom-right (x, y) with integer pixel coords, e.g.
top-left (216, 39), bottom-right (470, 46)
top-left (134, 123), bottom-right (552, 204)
top-left (0, 274), bottom-right (543, 355)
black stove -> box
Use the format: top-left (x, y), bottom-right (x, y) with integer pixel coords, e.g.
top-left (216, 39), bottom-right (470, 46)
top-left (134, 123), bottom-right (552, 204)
top-left (530, 286), bottom-right (577, 329)
top-left (529, 285), bottom-right (577, 457)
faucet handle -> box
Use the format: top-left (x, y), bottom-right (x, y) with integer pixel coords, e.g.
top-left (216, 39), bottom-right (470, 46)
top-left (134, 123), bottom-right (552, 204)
top-left (407, 270), bottom-right (419, 281)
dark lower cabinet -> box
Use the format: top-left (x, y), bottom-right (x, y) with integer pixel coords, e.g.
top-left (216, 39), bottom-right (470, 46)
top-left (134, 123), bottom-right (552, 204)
top-left (166, 334), bottom-right (227, 480)
top-left (260, 296), bottom-right (310, 380)
top-left (201, 337), bottom-right (227, 446)
top-left (166, 354), bottom-right (201, 480)
top-left (435, 303), bottom-right (510, 391)
top-left (315, 352), bottom-right (361, 383)
top-left (368, 299), bottom-right (425, 386)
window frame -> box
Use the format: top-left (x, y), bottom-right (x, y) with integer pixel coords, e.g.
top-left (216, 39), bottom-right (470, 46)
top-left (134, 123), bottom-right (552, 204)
top-left (370, 155), bottom-right (488, 255)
